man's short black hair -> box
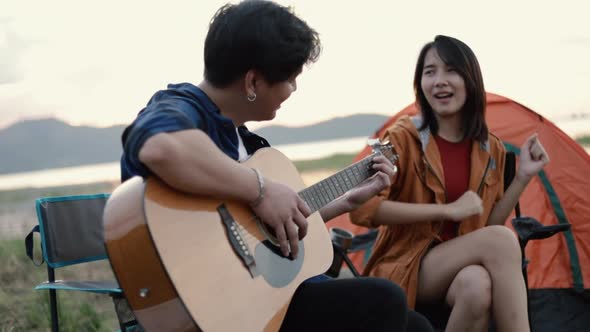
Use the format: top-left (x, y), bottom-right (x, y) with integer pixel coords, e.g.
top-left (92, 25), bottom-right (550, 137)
top-left (204, 0), bottom-right (321, 87)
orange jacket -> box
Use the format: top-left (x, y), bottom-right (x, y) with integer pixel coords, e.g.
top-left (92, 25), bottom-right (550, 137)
top-left (350, 115), bottom-right (506, 308)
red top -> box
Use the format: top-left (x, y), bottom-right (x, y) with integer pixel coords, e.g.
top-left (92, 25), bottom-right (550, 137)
top-left (433, 135), bottom-right (472, 242)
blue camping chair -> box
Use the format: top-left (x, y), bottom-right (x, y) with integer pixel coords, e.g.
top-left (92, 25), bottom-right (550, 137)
top-left (328, 152), bottom-right (570, 331)
top-left (25, 194), bottom-right (138, 332)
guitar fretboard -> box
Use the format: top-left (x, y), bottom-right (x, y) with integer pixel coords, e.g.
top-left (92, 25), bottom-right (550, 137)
top-left (298, 155), bottom-right (374, 214)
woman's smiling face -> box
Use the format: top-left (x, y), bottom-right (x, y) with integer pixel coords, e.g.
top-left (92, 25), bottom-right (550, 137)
top-left (420, 47), bottom-right (467, 119)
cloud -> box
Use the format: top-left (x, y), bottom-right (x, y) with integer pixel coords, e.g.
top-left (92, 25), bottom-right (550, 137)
top-left (0, 20), bottom-right (30, 85)
top-left (1, 0), bottom-right (589, 131)
top-left (0, 91), bottom-right (58, 129)
top-left (563, 36), bottom-right (590, 46)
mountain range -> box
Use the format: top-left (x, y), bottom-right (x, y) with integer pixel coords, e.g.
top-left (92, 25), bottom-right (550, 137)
top-left (0, 114), bottom-right (388, 175)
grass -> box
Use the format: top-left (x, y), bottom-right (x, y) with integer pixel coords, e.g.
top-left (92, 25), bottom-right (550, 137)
top-left (294, 153), bottom-right (356, 173)
top-left (0, 182), bottom-right (115, 206)
top-left (0, 181), bottom-right (120, 331)
top-left (0, 238), bottom-right (119, 331)
top-left (576, 135), bottom-right (590, 146)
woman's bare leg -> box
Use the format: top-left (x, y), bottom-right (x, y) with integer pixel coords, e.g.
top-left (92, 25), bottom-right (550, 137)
top-left (444, 265), bottom-right (492, 332)
top-left (416, 225), bottom-right (529, 332)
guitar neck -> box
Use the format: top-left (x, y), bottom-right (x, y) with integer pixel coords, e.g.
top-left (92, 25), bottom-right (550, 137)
top-left (298, 155), bottom-right (374, 214)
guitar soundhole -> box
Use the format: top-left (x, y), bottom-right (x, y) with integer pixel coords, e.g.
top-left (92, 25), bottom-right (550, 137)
top-left (256, 218), bottom-right (280, 246)
top-left (254, 240), bottom-right (304, 288)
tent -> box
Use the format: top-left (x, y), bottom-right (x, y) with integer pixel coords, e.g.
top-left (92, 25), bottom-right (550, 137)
top-left (329, 92), bottom-right (590, 331)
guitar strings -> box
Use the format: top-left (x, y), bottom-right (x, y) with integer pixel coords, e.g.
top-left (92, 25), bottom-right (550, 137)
top-left (228, 144), bottom-right (397, 254)
top-left (230, 146), bottom-right (394, 239)
top-left (231, 212), bottom-right (282, 247)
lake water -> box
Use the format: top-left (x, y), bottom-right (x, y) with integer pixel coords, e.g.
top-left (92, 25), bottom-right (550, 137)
top-left (1, 133), bottom-right (588, 191)
top-left (0, 136), bottom-right (371, 191)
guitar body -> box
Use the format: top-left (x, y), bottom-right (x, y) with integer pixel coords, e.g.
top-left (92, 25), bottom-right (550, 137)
top-left (103, 148), bottom-right (333, 332)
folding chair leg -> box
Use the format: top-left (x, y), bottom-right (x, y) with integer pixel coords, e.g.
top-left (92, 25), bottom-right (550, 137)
top-left (327, 244), bottom-right (361, 278)
top-left (338, 246), bottom-right (361, 277)
top-left (523, 271), bottom-right (532, 330)
top-left (112, 294), bottom-right (140, 332)
top-left (47, 267), bottom-right (59, 332)
top-left (49, 288), bottom-right (59, 332)
top-left (519, 240), bottom-right (533, 330)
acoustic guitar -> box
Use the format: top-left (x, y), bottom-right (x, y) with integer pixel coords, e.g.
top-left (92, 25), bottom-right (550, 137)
top-left (103, 141), bottom-right (396, 332)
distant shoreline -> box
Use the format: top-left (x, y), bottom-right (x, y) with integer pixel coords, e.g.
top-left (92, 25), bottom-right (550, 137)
top-left (0, 151), bottom-right (358, 192)
top-left (3, 114), bottom-right (588, 176)
top-left (0, 170), bottom-right (342, 238)
top-left (0, 152), bottom-right (356, 201)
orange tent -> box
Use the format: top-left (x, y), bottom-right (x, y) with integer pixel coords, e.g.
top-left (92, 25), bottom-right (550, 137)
top-left (329, 92), bottom-right (590, 330)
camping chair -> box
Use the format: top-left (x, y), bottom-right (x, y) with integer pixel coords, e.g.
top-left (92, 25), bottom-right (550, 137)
top-left (24, 194), bottom-right (138, 332)
top-left (504, 152), bottom-right (571, 329)
top-left (327, 151), bottom-right (570, 331)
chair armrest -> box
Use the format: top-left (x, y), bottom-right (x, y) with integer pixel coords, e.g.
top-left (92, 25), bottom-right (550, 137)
top-left (349, 229), bottom-right (379, 253)
top-left (511, 217), bottom-right (571, 245)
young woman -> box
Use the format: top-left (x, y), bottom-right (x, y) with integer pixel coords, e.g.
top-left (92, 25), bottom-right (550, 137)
top-left (121, 1), bottom-right (433, 331)
top-left (351, 35), bottom-right (550, 332)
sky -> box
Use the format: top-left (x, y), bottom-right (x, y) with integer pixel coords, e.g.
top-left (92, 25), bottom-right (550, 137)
top-left (1, 0), bottom-right (589, 133)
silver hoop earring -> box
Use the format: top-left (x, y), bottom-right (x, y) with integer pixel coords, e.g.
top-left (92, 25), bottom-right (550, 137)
top-left (247, 93), bottom-right (256, 102)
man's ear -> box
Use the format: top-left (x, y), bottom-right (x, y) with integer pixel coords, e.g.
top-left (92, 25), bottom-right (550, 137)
top-left (244, 69), bottom-right (258, 97)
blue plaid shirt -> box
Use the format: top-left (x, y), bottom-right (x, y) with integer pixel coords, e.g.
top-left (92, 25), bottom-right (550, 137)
top-left (120, 83), bottom-right (270, 182)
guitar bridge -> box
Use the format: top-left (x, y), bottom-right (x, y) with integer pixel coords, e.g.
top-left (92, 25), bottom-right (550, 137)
top-left (217, 204), bottom-right (259, 278)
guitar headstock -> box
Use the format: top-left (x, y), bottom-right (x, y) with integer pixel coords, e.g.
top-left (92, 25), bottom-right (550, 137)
top-left (367, 138), bottom-right (398, 164)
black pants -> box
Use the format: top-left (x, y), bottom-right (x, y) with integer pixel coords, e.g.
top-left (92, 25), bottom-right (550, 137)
top-left (280, 277), bottom-right (434, 332)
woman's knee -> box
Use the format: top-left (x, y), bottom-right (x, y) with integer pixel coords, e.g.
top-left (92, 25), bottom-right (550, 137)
top-left (480, 225), bottom-right (521, 265)
top-left (448, 265), bottom-right (492, 315)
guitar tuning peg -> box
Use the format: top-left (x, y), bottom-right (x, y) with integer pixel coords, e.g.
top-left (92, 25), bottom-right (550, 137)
top-left (367, 138), bottom-right (380, 146)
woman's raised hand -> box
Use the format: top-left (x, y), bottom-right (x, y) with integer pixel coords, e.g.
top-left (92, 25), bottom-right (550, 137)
top-left (517, 133), bottom-right (550, 182)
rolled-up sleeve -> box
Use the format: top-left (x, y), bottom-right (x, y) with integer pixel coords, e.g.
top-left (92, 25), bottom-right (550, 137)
top-left (350, 129), bottom-right (403, 228)
top-left (121, 100), bottom-right (200, 180)
top-left (349, 189), bottom-right (391, 228)
top-left (350, 125), bottom-right (408, 228)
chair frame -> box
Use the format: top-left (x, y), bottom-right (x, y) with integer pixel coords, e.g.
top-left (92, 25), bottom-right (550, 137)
top-left (25, 193), bottom-right (136, 332)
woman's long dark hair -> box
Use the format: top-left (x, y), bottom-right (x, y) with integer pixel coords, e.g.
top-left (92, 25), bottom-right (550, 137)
top-left (413, 35), bottom-right (488, 142)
